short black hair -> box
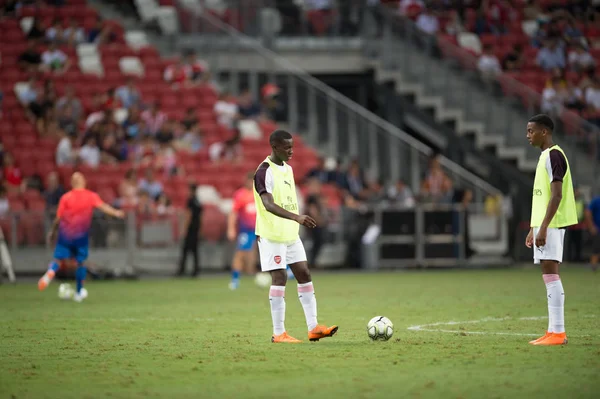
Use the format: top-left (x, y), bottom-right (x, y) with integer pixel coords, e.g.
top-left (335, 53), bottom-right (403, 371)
top-left (528, 114), bottom-right (554, 132)
top-left (269, 130), bottom-right (292, 146)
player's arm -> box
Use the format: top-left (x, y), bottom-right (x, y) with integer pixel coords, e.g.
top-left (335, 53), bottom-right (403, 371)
top-left (259, 193), bottom-right (316, 228)
top-left (227, 211), bottom-right (238, 241)
top-left (540, 181), bottom-right (563, 230)
top-left (96, 203), bottom-right (125, 219)
top-left (47, 215), bottom-right (60, 244)
top-left (586, 208), bottom-right (597, 235)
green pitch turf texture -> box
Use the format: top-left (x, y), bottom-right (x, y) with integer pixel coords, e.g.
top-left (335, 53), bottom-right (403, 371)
top-left (1, 267), bottom-right (599, 399)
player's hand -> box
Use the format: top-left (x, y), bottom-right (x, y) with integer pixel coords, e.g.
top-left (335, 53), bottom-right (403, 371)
top-left (227, 229), bottom-right (236, 242)
top-left (525, 228), bottom-right (534, 248)
top-left (535, 227), bottom-right (547, 248)
top-left (114, 210), bottom-right (125, 219)
top-left (590, 226), bottom-right (598, 236)
top-left (46, 231), bottom-right (56, 246)
top-left (296, 215), bottom-right (317, 228)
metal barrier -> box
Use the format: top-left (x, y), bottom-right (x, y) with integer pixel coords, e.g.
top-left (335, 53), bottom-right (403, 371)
top-left (176, 7), bottom-right (503, 205)
top-left (366, 7), bottom-right (599, 192)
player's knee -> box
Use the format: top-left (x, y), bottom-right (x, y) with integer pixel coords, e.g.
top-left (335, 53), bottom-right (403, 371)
top-left (270, 269), bottom-right (287, 286)
top-left (294, 266), bottom-right (311, 284)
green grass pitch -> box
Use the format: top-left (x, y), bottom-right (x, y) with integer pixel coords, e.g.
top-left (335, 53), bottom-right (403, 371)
top-left (1, 267), bottom-right (599, 399)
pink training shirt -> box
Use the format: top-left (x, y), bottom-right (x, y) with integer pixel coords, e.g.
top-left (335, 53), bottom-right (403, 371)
top-left (57, 189), bottom-right (104, 242)
top-left (232, 187), bottom-right (256, 231)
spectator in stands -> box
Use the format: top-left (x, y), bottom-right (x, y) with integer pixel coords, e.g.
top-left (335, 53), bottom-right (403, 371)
top-left (155, 119), bottom-right (176, 146)
top-left (156, 193), bottom-right (173, 216)
top-left (103, 87), bottom-right (122, 110)
top-left (365, 178), bottom-right (387, 205)
top-left (477, 44), bottom-right (502, 79)
top-left (585, 78), bottom-right (600, 113)
top-left (141, 101), bottom-right (167, 135)
top-left (304, 177), bottom-right (327, 267)
top-left (55, 85), bottom-right (83, 122)
top-left (136, 190), bottom-right (156, 217)
top-left (42, 41), bottom-right (70, 74)
top-left (536, 39), bottom-right (566, 71)
top-left (305, 0), bottom-right (334, 36)
top-left (502, 44), bottom-right (524, 71)
top-left (138, 169), bottom-right (163, 200)
top-left (63, 17), bottom-right (86, 46)
top-left (181, 108), bottom-right (198, 131)
top-left (27, 86), bottom-right (54, 135)
top-left (444, 10), bottom-right (465, 35)
top-left (304, 156), bottom-right (329, 183)
top-left (398, 0), bottom-right (424, 16)
top-left (56, 103), bottom-right (77, 135)
top-left (1, 0), bottom-right (22, 18)
top-left (44, 171), bottom-right (65, 209)
top-left (568, 43), bottom-right (596, 72)
top-left (277, 0), bottom-right (302, 35)
top-left (79, 136), bottom-right (101, 168)
top-left (183, 49), bottom-right (208, 83)
top-left (123, 106), bottom-right (144, 140)
top-left (209, 131), bottom-right (242, 164)
top-left (214, 91), bottom-right (239, 129)
top-left (261, 83), bottom-right (284, 122)
top-left (46, 18), bottom-right (64, 43)
top-left (564, 81), bottom-right (585, 111)
top-left (134, 134), bottom-right (157, 164)
top-left (99, 134), bottom-right (122, 164)
top-left (387, 179), bottom-right (415, 207)
top-left (563, 19), bottom-right (584, 46)
top-left (155, 143), bottom-right (178, 177)
top-left (56, 130), bottom-right (76, 166)
top-left (88, 17), bottom-right (115, 45)
top-left (344, 160), bottom-right (366, 199)
top-left (177, 122), bottom-right (203, 154)
top-left (237, 88), bottom-right (262, 119)
top-left (540, 79), bottom-right (564, 115)
top-left (416, 8), bottom-right (439, 35)
top-left (27, 18), bottom-right (46, 42)
top-left (484, 0), bottom-right (511, 35)
top-left (164, 58), bottom-right (190, 88)
top-left (118, 169), bottom-right (138, 206)
top-left (3, 153), bottom-right (23, 192)
top-left (115, 78), bottom-right (141, 109)
top-left (18, 40), bottom-right (43, 72)
top-left (421, 154), bottom-right (452, 203)
top-left (17, 76), bottom-right (38, 106)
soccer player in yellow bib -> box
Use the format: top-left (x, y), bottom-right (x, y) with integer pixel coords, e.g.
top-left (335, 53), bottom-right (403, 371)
top-left (253, 130), bottom-right (338, 343)
top-left (525, 114), bottom-right (578, 346)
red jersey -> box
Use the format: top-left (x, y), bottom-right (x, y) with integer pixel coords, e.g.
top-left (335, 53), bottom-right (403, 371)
top-left (3, 166), bottom-right (22, 186)
top-left (232, 187), bottom-right (256, 231)
top-left (57, 188), bottom-right (103, 242)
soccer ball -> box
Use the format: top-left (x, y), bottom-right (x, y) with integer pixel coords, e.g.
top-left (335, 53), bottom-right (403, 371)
top-left (254, 272), bottom-right (271, 288)
top-left (367, 316), bottom-right (394, 341)
top-left (58, 283), bottom-right (74, 300)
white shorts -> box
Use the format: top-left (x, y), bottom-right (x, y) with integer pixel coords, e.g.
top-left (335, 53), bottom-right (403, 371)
top-left (533, 227), bottom-right (565, 264)
top-left (257, 237), bottom-right (307, 272)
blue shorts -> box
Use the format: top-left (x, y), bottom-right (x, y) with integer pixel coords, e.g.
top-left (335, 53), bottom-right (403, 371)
top-left (53, 242), bottom-right (89, 264)
top-left (237, 230), bottom-right (256, 252)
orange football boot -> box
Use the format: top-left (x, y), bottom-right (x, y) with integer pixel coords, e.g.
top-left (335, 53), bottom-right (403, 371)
top-left (529, 332), bottom-right (552, 345)
top-left (533, 332), bottom-right (568, 346)
top-left (308, 324), bottom-right (339, 342)
top-left (271, 332), bottom-right (302, 343)
top-left (38, 270), bottom-right (55, 291)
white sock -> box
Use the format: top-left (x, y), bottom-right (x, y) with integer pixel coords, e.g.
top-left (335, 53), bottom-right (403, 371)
top-left (269, 285), bottom-right (286, 336)
top-left (544, 274), bottom-right (565, 334)
top-left (298, 282), bottom-right (318, 331)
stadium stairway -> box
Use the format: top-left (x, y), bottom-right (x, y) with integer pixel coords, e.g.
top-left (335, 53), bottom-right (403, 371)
top-left (367, 38), bottom-right (595, 190)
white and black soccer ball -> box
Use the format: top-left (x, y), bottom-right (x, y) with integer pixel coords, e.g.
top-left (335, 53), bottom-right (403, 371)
top-left (254, 272), bottom-right (272, 288)
top-left (58, 283), bottom-right (74, 300)
top-left (367, 316), bottom-right (394, 341)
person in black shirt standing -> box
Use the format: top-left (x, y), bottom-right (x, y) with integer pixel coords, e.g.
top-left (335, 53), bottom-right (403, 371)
top-left (178, 184), bottom-right (202, 277)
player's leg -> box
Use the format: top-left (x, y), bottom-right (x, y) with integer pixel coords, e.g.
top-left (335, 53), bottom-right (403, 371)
top-left (531, 228), bottom-right (567, 346)
top-left (38, 244), bottom-right (69, 291)
top-left (191, 239), bottom-right (199, 277)
top-left (73, 245), bottom-right (89, 302)
top-left (229, 232), bottom-right (251, 289)
top-left (287, 239), bottom-right (338, 342)
top-left (590, 235), bottom-right (600, 272)
top-left (258, 237), bottom-right (300, 343)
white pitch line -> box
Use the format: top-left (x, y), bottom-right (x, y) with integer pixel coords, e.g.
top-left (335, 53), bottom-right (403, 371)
top-left (407, 315), bottom-right (595, 337)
